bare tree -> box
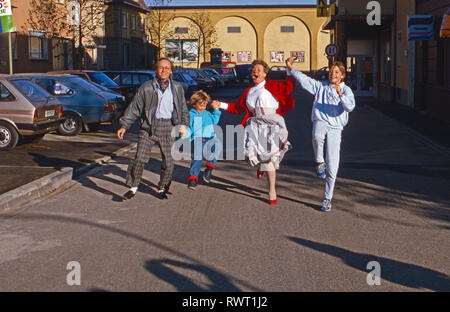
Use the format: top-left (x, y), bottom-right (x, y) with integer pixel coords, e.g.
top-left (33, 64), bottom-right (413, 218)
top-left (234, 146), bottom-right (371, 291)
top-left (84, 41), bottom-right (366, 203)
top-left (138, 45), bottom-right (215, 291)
top-left (145, 0), bottom-right (175, 59)
top-left (24, 0), bottom-right (72, 65)
top-left (25, 0), bottom-right (105, 69)
top-left (69, 0), bottom-right (105, 69)
top-left (187, 11), bottom-right (217, 68)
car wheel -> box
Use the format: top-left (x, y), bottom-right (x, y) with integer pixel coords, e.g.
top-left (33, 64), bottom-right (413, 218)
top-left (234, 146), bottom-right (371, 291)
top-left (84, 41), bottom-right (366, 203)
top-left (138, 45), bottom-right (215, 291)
top-left (0, 121), bottom-right (19, 151)
top-left (58, 113), bottom-right (83, 136)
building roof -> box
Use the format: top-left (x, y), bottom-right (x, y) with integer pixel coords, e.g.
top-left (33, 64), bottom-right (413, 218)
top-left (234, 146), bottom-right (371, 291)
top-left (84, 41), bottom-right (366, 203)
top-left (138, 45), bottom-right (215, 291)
top-left (105, 0), bottom-right (150, 12)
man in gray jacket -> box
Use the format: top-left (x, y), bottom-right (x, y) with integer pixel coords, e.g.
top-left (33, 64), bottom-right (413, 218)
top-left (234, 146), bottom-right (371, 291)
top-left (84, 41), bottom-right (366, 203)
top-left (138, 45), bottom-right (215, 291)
top-left (117, 58), bottom-right (189, 199)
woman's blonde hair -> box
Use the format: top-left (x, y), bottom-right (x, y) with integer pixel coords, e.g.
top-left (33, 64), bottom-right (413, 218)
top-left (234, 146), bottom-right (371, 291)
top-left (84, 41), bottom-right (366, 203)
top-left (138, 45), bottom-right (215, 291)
top-left (189, 90), bottom-right (211, 106)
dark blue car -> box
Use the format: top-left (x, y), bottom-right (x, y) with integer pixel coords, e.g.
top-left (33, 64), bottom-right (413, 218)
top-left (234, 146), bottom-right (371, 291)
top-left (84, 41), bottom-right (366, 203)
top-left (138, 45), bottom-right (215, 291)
top-left (25, 74), bottom-right (126, 136)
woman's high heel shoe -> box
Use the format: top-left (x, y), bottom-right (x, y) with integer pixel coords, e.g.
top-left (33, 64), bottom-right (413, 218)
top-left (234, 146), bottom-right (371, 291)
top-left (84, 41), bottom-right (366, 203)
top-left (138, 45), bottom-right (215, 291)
top-left (268, 197), bottom-right (277, 205)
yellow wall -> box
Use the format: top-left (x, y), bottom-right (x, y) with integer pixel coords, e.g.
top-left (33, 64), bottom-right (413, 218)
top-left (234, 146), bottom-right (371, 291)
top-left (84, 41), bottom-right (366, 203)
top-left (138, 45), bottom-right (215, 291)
top-left (161, 6), bottom-right (329, 70)
top-left (264, 16), bottom-right (310, 70)
top-left (215, 17), bottom-right (257, 65)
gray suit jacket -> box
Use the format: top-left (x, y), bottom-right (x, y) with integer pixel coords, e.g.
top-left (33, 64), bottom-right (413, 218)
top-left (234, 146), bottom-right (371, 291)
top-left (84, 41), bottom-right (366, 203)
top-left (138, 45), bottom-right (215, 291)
top-left (119, 78), bottom-right (189, 134)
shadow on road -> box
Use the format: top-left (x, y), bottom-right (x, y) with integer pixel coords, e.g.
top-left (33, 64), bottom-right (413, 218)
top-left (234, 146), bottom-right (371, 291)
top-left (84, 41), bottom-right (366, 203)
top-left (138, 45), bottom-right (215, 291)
top-left (287, 236), bottom-right (450, 292)
top-left (0, 213), bottom-right (262, 291)
top-left (145, 258), bottom-right (241, 292)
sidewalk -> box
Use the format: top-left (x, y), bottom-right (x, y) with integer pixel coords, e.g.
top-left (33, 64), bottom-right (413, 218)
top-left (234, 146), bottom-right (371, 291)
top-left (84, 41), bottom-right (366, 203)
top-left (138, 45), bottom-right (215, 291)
top-left (362, 97), bottom-right (450, 149)
top-left (0, 88), bottom-right (448, 291)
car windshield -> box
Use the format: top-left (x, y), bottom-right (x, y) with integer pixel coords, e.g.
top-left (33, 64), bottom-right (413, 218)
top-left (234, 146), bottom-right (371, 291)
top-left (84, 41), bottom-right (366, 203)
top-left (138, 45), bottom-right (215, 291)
top-left (203, 70), bottom-right (215, 77)
top-left (90, 72), bottom-right (119, 88)
top-left (186, 70), bottom-right (201, 79)
top-left (181, 73), bottom-right (195, 82)
top-left (66, 76), bottom-right (104, 92)
top-left (10, 80), bottom-right (51, 101)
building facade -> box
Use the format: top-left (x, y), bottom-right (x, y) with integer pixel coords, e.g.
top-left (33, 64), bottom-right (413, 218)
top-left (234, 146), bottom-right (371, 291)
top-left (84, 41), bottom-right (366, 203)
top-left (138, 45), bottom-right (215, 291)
top-left (104, 0), bottom-right (156, 70)
top-left (157, 5), bottom-right (330, 71)
top-left (0, 0), bottom-right (107, 74)
top-left (324, 0), bottom-right (450, 123)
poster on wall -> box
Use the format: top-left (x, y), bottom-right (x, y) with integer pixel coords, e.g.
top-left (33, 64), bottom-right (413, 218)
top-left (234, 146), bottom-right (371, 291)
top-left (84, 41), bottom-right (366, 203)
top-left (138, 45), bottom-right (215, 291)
top-left (270, 51), bottom-right (284, 63)
top-left (222, 51), bottom-right (231, 62)
top-left (165, 39), bottom-right (198, 63)
top-left (290, 51), bottom-right (305, 62)
top-left (237, 51), bottom-right (251, 63)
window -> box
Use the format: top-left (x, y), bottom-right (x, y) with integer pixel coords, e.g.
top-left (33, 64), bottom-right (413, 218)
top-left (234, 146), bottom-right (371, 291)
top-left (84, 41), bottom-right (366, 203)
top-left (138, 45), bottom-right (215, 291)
top-left (227, 27), bottom-right (241, 33)
top-left (86, 47), bottom-right (97, 65)
top-left (90, 4), bottom-right (98, 26)
top-left (281, 26), bottom-right (294, 33)
top-left (174, 27), bottom-right (188, 34)
top-left (11, 80), bottom-right (50, 101)
top-left (123, 43), bottom-right (130, 66)
top-left (35, 79), bottom-right (72, 96)
top-left (122, 12), bottom-right (128, 28)
top-left (28, 31), bottom-right (48, 60)
top-left (0, 83), bottom-right (14, 101)
top-left (131, 15), bottom-right (136, 30)
top-left (141, 18), bottom-right (145, 32)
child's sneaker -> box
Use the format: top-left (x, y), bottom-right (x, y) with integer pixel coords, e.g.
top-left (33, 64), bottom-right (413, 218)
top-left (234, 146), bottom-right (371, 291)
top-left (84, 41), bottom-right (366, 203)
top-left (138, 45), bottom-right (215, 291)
top-left (316, 162), bottom-right (326, 179)
top-left (187, 178), bottom-right (197, 190)
top-left (203, 166), bottom-right (214, 183)
top-left (320, 199), bottom-right (332, 212)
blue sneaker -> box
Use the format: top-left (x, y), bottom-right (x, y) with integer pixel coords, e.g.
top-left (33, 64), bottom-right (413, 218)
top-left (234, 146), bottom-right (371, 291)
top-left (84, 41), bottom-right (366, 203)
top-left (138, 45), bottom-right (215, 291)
top-left (320, 199), bottom-right (332, 212)
top-left (316, 163), bottom-right (326, 179)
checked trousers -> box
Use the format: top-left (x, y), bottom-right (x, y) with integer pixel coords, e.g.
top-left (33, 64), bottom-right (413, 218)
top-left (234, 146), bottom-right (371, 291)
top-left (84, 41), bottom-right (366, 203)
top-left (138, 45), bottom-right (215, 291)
top-left (126, 119), bottom-right (174, 190)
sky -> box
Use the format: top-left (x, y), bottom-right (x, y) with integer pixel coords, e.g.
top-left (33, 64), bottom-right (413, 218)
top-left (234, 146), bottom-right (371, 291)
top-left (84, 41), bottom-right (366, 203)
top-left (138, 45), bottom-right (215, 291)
top-left (145, 0), bottom-right (317, 7)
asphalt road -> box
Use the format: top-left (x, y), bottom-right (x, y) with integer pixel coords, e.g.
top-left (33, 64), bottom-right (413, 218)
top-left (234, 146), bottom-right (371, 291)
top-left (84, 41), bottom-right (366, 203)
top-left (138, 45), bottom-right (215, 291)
top-left (0, 83), bottom-right (449, 292)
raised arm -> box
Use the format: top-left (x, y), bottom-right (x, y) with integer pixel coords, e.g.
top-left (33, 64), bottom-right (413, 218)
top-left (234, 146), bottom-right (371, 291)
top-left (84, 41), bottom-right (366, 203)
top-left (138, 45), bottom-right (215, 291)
top-left (285, 56), bottom-right (322, 95)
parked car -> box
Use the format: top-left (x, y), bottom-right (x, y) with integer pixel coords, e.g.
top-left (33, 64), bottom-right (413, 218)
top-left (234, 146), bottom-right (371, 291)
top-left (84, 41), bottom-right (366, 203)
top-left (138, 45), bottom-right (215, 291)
top-left (209, 66), bottom-right (236, 86)
top-left (50, 70), bottom-right (126, 98)
top-left (172, 71), bottom-right (199, 98)
top-left (199, 68), bottom-right (225, 88)
top-left (178, 68), bottom-right (215, 91)
top-left (25, 74), bottom-right (126, 136)
top-left (268, 65), bottom-right (287, 81)
top-left (314, 66), bottom-right (353, 86)
top-left (103, 70), bottom-right (156, 103)
top-left (235, 64), bottom-right (252, 83)
top-left (0, 75), bottom-right (63, 150)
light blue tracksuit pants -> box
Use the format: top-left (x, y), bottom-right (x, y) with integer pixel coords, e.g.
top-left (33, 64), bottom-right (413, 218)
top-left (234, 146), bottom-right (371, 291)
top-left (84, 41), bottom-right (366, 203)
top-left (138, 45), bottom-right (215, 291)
top-left (312, 121), bottom-right (342, 200)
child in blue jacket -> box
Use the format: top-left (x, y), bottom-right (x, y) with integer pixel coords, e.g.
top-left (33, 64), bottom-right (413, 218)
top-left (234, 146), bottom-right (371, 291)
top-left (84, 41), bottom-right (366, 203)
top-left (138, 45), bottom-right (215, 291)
top-left (185, 90), bottom-right (222, 189)
top-left (286, 57), bottom-right (355, 212)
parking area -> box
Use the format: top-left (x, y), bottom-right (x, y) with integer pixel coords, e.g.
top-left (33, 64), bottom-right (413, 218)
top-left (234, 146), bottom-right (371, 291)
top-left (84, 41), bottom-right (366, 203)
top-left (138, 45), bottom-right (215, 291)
top-left (0, 84), bottom-right (247, 196)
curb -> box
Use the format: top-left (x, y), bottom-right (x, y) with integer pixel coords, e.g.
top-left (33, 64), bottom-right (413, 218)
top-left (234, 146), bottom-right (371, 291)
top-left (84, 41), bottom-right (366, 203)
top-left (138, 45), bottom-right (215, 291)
top-left (0, 167), bottom-right (73, 213)
top-left (73, 142), bottom-right (137, 177)
top-left (0, 142), bottom-right (137, 213)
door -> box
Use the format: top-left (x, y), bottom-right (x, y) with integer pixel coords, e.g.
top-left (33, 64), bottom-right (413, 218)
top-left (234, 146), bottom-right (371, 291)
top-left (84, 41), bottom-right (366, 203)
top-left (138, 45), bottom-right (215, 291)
top-left (347, 55), bottom-right (376, 96)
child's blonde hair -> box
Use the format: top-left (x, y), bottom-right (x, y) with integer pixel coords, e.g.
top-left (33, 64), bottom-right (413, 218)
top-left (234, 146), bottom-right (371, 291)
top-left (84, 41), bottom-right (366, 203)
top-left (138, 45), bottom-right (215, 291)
top-left (190, 90), bottom-right (211, 107)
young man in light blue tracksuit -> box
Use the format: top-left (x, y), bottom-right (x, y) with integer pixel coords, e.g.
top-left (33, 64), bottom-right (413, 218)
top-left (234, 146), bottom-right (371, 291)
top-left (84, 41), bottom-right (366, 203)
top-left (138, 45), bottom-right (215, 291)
top-left (286, 57), bottom-right (355, 212)
top-left (184, 90), bottom-right (222, 189)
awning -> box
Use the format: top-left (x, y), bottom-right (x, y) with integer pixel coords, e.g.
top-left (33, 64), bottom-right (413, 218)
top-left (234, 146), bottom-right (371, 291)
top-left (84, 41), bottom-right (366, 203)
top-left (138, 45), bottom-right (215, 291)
top-left (440, 7), bottom-right (450, 38)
